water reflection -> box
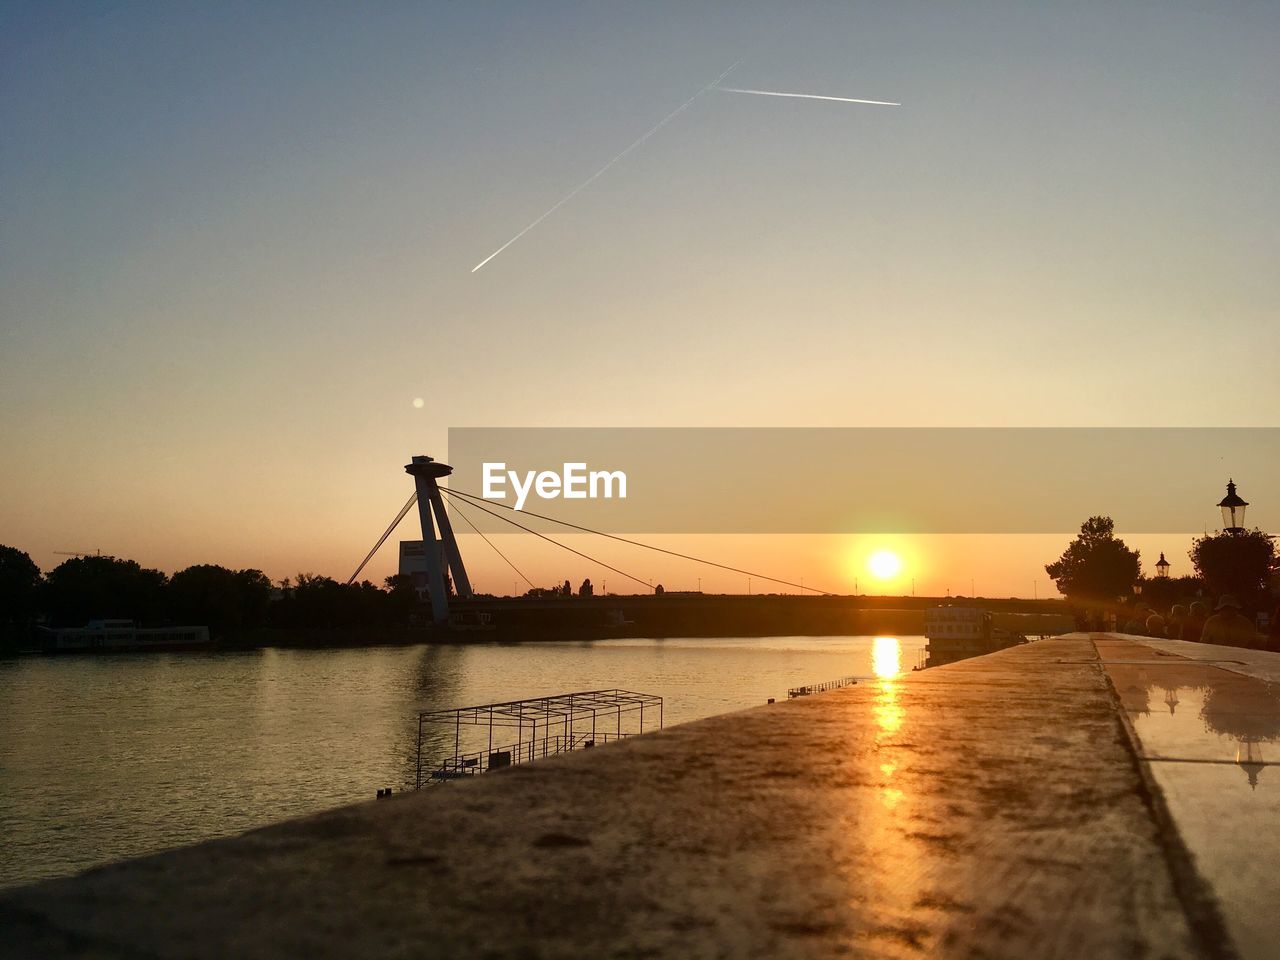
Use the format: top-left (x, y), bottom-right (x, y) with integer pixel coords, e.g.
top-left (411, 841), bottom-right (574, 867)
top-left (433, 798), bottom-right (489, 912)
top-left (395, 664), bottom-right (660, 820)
top-left (1237, 741), bottom-right (1265, 788)
top-left (0, 635), bottom-right (925, 889)
top-left (872, 638), bottom-right (905, 741)
top-left (1105, 652), bottom-right (1280, 958)
top-left (872, 636), bottom-right (901, 679)
top-left (1201, 678), bottom-right (1280, 789)
top-left (1111, 660), bottom-right (1280, 789)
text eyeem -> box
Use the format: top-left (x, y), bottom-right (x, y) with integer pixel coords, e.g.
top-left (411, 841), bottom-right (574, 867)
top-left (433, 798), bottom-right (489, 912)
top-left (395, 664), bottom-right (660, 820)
top-left (482, 462), bottom-right (627, 511)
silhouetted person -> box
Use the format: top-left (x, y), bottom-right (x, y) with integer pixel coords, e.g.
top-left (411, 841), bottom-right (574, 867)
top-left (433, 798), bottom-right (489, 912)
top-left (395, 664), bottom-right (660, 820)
top-left (1167, 604), bottom-right (1188, 640)
top-left (1181, 601), bottom-right (1209, 643)
top-left (1145, 614), bottom-right (1167, 638)
top-left (1122, 604), bottom-right (1151, 635)
top-left (1201, 595), bottom-right (1260, 649)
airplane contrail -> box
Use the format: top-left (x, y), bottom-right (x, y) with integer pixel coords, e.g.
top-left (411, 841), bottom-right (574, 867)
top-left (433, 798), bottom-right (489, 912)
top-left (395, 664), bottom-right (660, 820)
top-left (716, 87), bottom-right (900, 107)
top-left (471, 59), bottom-right (743, 273)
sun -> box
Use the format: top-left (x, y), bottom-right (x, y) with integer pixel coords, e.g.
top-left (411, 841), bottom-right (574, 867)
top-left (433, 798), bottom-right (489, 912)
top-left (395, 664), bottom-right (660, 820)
top-left (867, 549), bottom-right (903, 580)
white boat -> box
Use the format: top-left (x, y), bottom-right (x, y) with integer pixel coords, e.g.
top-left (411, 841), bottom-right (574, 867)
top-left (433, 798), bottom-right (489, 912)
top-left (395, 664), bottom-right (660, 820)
top-left (38, 619), bottom-right (210, 654)
top-left (924, 606), bottom-right (1024, 667)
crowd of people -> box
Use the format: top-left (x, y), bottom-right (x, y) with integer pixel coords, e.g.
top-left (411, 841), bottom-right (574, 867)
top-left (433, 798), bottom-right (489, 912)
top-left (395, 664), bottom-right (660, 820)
top-left (1120, 594), bottom-right (1278, 650)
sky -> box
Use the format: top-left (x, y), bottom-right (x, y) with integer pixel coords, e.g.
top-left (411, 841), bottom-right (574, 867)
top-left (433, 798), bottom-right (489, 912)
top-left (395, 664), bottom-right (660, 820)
top-left (2, 1), bottom-right (1277, 596)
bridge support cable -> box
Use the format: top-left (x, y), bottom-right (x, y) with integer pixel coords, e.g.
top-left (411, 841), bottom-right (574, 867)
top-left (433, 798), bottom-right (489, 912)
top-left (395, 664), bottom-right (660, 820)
top-left (446, 495), bottom-right (537, 591)
top-left (440, 486), bottom-right (833, 595)
top-left (346, 492), bottom-right (419, 585)
top-left (437, 487), bottom-right (653, 592)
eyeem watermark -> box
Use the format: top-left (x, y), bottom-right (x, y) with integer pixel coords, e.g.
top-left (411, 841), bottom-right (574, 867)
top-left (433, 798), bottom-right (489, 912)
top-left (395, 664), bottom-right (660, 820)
top-left (453, 428), bottom-right (1280, 533)
top-left (482, 462), bottom-right (627, 511)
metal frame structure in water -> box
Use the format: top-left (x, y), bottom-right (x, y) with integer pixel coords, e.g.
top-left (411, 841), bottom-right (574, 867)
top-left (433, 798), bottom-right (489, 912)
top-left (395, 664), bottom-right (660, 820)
top-left (787, 675), bottom-right (867, 698)
top-left (415, 688), bottom-right (663, 788)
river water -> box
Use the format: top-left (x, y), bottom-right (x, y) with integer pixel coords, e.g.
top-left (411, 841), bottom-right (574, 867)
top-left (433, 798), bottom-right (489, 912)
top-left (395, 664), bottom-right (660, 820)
top-left (0, 634), bottom-right (923, 889)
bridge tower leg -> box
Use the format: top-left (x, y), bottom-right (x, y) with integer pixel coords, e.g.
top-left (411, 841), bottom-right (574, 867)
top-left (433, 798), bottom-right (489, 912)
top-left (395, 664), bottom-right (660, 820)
top-left (405, 455), bottom-right (473, 624)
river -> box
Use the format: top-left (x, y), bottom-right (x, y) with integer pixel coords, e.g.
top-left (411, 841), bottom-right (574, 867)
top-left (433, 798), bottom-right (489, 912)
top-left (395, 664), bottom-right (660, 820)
top-left (0, 634), bottom-right (924, 889)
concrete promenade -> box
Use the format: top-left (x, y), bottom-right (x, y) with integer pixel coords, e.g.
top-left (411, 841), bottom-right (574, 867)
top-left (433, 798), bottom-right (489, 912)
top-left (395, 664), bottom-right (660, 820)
top-left (2, 635), bottom-right (1275, 959)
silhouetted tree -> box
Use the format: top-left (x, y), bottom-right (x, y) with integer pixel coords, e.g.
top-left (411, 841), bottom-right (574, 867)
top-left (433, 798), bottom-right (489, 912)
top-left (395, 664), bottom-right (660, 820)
top-left (1191, 530), bottom-right (1276, 609)
top-left (524, 585), bottom-right (569, 600)
top-left (384, 573), bottom-right (423, 619)
top-left (579, 578), bottom-right (594, 597)
top-left (43, 555), bottom-right (168, 626)
top-left (562, 580), bottom-right (572, 596)
top-left (1136, 574), bottom-right (1204, 611)
top-left (167, 564), bottom-right (272, 635)
top-left (1045, 517), bottom-right (1140, 602)
top-left (270, 573), bottom-right (406, 629)
top-left (0, 545), bottom-right (41, 625)
top-left (654, 584), bottom-right (665, 596)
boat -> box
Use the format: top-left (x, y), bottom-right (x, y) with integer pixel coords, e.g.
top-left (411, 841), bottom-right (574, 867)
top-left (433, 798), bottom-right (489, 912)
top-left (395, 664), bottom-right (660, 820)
top-left (923, 606), bottom-right (1025, 668)
top-left (446, 610), bottom-right (497, 633)
top-left (36, 619), bottom-right (211, 654)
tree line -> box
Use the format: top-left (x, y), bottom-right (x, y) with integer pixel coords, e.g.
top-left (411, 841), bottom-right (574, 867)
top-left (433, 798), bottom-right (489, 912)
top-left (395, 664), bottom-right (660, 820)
top-left (0, 546), bottom-right (423, 637)
top-left (1044, 516), bottom-right (1278, 628)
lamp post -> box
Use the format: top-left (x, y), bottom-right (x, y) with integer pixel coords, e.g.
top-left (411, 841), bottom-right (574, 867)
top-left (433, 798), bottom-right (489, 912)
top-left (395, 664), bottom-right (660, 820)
top-left (1219, 479), bottom-right (1249, 535)
top-left (1156, 553), bottom-right (1170, 578)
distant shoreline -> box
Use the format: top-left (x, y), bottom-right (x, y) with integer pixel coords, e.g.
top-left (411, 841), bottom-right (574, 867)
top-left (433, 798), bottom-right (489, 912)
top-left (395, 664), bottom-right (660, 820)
top-left (5, 595), bottom-right (1073, 655)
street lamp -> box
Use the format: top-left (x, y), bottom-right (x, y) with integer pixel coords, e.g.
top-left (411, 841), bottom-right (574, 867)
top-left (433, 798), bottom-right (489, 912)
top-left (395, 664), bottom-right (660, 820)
top-left (1156, 553), bottom-right (1170, 578)
top-left (1218, 479), bottom-right (1249, 534)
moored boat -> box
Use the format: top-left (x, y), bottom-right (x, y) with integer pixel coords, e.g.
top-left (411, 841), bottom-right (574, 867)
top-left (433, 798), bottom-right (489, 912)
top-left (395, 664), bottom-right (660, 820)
top-left (924, 605), bottom-right (1025, 667)
top-left (36, 619), bottom-right (211, 654)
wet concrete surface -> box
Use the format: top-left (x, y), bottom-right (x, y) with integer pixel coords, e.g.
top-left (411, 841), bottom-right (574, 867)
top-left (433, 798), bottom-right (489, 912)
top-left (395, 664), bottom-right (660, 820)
top-left (0, 637), bottom-right (1248, 959)
top-left (1098, 635), bottom-right (1280, 960)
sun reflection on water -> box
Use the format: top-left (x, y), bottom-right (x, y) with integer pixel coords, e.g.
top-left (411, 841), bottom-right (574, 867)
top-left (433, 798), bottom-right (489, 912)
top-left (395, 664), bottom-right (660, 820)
top-left (872, 637), bottom-right (905, 743)
top-left (872, 636), bottom-right (901, 679)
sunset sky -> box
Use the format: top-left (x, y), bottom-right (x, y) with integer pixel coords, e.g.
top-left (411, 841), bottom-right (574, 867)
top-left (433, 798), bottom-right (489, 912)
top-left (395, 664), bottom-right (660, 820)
top-left (2, 2), bottom-right (1277, 595)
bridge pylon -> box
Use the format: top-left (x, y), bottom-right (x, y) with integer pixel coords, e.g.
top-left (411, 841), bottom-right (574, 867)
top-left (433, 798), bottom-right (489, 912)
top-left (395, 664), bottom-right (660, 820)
top-left (405, 455), bottom-right (472, 623)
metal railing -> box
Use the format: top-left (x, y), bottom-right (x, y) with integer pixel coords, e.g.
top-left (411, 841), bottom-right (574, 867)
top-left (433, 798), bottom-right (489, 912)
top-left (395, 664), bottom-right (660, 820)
top-left (787, 675), bottom-right (869, 698)
top-left (420, 731), bottom-right (632, 786)
top-left (414, 689), bottom-right (662, 789)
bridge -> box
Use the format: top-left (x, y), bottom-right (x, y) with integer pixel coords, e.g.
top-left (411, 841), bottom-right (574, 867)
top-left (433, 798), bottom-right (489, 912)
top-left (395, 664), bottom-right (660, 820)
top-left (346, 453), bottom-right (835, 624)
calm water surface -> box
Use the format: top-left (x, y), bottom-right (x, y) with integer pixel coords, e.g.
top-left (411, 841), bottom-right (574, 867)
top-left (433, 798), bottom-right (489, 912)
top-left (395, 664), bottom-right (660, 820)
top-left (0, 635), bottom-right (923, 888)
